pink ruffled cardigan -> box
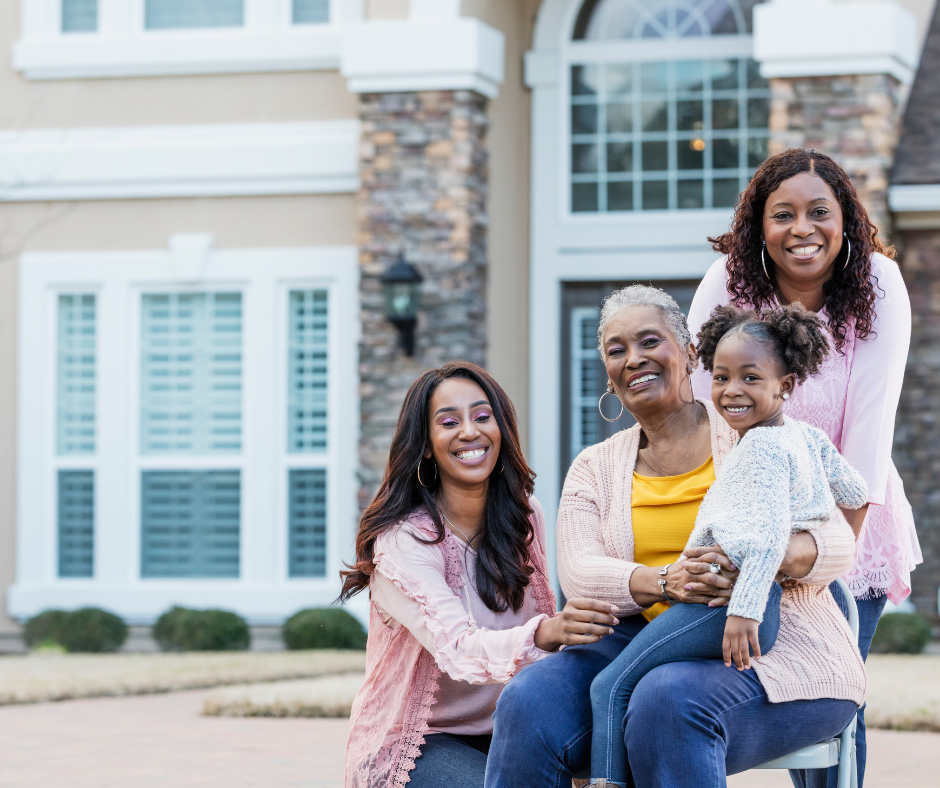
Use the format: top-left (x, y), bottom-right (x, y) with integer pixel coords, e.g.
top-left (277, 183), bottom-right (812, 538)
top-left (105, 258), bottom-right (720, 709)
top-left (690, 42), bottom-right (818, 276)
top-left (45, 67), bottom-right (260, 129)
top-left (345, 504), bottom-right (556, 788)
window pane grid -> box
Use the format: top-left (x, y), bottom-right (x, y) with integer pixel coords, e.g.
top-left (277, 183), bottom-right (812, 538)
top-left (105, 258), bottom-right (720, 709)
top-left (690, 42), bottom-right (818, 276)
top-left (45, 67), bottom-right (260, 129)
top-left (570, 307), bottom-right (602, 462)
top-left (571, 58), bottom-right (769, 213)
top-left (141, 470), bottom-right (240, 578)
top-left (145, 0), bottom-right (243, 30)
top-left (288, 290), bottom-right (329, 454)
top-left (57, 294), bottom-right (97, 456)
top-left (141, 292), bottom-right (243, 456)
top-left (293, 0), bottom-right (330, 24)
top-left (288, 469), bottom-right (327, 578)
top-left (62, 0), bottom-right (98, 32)
top-left (58, 470), bottom-right (94, 578)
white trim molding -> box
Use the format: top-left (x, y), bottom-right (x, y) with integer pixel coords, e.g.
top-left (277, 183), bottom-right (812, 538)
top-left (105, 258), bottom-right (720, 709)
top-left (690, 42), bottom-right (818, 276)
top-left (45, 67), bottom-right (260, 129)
top-left (889, 184), bottom-right (940, 230)
top-left (341, 17), bottom-right (505, 98)
top-left (11, 242), bottom-right (361, 625)
top-left (14, 0), bottom-right (365, 80)
top-left (0, 121), bottom-right (360, 202)
top-left (754, 0), bottom-right (919, 84)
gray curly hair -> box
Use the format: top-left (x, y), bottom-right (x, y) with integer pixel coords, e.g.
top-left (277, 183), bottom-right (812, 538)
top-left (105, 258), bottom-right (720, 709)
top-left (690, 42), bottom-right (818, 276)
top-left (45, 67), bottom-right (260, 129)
top-left (596, 284), bottom-right (692, 360)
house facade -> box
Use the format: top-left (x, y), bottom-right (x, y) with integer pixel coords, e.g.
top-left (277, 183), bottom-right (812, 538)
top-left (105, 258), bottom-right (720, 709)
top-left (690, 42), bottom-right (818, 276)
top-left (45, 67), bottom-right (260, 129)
top-left (0, 0), bottom-right (938, 646)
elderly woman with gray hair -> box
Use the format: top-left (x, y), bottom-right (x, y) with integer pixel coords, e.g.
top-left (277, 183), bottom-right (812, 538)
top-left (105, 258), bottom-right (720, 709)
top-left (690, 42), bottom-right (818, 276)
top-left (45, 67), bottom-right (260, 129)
top-left (484, 285), bottom-right (864, 788)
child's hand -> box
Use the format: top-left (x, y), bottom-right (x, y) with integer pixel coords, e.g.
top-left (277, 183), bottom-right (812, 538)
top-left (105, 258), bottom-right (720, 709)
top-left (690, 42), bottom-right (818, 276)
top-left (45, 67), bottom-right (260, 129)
top-left (723, 615), bottom-right (761, 670)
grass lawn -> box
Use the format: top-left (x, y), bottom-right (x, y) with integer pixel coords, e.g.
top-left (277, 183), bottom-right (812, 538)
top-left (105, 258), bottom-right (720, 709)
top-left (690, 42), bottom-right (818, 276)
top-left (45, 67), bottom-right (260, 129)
top-left (866, 654), bottom-right (940, 732)
top-left (0, 650), bottom-right (366, 705)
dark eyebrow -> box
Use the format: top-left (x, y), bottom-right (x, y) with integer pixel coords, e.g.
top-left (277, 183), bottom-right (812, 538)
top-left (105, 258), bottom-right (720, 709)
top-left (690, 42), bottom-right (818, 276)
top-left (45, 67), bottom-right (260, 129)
top-left (770, 197), bottom-right (831, 211)
top-left (434, 400), bottom-right (490, 417)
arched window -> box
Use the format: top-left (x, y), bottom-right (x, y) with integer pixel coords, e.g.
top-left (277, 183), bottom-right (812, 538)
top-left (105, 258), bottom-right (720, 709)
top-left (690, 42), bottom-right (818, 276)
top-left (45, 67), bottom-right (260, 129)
top-left (568, 0), bottom-right (770, 213)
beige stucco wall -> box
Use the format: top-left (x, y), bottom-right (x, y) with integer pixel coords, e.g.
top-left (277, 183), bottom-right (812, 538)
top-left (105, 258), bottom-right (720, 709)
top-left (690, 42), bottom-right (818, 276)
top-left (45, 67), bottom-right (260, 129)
top-left (366, 0), bottom-right (411, 19)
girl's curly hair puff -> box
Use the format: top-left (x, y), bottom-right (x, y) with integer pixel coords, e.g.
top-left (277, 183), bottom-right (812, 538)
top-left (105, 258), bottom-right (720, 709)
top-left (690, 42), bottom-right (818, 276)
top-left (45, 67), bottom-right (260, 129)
top-left (696, 303), bottom-right (830, 383)
top-left (708, 148), bottom-right (895, 352)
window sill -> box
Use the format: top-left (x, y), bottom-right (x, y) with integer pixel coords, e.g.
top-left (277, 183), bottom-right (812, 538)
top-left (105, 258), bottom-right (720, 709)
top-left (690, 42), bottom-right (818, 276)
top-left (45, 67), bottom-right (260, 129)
top-left (13, 28), bottom-right (342, 80)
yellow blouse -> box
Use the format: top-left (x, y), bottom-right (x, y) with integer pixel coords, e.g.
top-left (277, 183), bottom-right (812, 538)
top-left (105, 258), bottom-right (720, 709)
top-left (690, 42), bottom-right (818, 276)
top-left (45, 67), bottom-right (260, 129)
top-left (632, 456), bottom-right (716, 621)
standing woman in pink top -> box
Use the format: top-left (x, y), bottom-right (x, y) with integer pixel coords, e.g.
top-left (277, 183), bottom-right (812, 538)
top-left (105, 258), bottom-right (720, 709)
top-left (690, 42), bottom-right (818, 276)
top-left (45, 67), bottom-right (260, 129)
top-left (340, 361), bottom-right (617, 788)
top-left (688, 148), bottom-right (922, 788)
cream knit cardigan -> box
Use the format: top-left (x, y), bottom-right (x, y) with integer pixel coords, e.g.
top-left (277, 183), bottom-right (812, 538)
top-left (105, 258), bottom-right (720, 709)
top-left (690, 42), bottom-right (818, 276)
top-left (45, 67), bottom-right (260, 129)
top-left (557, 399), bottom-right (866, 706)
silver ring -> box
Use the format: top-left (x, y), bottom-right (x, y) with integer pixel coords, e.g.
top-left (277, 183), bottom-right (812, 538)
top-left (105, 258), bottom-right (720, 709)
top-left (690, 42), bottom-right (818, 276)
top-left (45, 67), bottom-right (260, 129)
top-left (708, 563), bottom-right (722, 574)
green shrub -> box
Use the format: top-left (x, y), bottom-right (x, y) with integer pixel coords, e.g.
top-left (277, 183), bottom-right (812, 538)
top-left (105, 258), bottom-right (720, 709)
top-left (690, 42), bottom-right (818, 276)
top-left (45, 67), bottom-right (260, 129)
top-left (282, 608), bottom-right (367, 650)
top-left (153, 606), bottom-right (250, 652)
top-left (23, 607), bottom-right (128, 653)
top-left (870, 612), bottom-right (933, 654)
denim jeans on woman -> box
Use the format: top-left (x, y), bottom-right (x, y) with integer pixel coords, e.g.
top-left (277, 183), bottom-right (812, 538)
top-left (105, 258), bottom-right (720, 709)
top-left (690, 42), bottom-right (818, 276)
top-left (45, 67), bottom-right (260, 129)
top-left (408, 733), bottom-right (491, 788)
top-left (590, 583), bottom-right (782, 786)
top-left (485, 610), bottom-right (856, 788)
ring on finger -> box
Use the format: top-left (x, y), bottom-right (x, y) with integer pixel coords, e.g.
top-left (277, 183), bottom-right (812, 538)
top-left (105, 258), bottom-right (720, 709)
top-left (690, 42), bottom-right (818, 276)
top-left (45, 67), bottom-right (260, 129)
top-left (708, 562), bottom-right (722, 574)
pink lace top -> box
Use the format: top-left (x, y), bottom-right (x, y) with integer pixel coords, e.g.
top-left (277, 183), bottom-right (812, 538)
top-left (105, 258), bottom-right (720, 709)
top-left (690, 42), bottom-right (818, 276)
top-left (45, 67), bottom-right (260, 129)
top-left (689, 253), bottom-right (922, 602)
top-left (345, 498), bottom-right (557, 788)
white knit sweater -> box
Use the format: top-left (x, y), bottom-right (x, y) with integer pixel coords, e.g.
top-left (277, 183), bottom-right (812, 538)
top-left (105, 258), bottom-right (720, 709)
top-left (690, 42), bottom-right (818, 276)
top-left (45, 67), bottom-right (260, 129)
top-left (689, 417), bottom-right (868, 622)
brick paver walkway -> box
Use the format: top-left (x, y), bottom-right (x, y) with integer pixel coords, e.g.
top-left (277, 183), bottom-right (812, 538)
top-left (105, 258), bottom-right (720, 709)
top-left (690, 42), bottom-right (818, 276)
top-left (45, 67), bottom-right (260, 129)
top-left (0, 689), bottom-right (936, 787)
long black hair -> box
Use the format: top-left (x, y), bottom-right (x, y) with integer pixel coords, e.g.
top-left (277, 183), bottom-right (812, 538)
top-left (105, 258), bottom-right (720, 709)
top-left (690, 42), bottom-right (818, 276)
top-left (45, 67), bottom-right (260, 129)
top-left (339, 361), bottom-right (537, 613)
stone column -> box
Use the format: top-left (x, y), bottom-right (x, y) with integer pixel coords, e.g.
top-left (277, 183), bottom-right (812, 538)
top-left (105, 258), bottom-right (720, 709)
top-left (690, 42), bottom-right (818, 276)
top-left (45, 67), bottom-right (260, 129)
top-left (357, 89), bottom-right (489, 511)
top-left (893, 230), bottom-right (940, 618)
top-left (767, 74), bottom-right (905, 236)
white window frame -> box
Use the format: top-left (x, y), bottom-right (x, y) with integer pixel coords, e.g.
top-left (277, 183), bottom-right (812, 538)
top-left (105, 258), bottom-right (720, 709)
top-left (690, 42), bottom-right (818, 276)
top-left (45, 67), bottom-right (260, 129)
top-left (14, 0), bottom-right (365, 79)
top-left (12, 244), bottom-right (360, 624)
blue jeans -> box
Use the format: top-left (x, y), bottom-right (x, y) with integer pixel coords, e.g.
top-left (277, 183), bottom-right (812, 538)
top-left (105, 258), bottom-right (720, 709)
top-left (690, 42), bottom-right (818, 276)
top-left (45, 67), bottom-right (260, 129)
top-left (792, 589), bottom-right (888, 788)
top-left (409, 733), bottom-right (491, 788)
top-left (485, 613), bottom-right (856, 788)
top-left (591, 584), bottom-right (782, 786)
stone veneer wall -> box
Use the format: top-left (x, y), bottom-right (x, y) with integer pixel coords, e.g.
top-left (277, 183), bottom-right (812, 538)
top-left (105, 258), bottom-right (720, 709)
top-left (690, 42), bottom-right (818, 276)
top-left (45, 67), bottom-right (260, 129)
top-left (894, 229), bottom-right (940, 620)
top-left (357, 90), bottom-right (489, 512)
top-left (768, 74), bottom-right (906, 235)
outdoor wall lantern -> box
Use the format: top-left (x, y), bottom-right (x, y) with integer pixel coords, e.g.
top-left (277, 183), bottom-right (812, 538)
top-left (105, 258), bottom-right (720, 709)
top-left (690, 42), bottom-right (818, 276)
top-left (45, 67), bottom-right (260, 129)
top-left (381, 253), bottom-right (423, 357)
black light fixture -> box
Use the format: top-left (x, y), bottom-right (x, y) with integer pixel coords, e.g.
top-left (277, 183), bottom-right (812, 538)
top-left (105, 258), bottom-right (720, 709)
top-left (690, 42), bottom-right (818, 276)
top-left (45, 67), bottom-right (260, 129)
top-left (381, 252), bottom-right (423, 356)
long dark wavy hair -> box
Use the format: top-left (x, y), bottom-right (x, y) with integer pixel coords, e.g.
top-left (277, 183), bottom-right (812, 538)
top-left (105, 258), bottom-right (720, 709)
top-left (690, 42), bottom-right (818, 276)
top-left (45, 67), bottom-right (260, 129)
top-left (708, 148), bottom-right (896, 351)
top-left (338, 361), bottom-right (537, 613)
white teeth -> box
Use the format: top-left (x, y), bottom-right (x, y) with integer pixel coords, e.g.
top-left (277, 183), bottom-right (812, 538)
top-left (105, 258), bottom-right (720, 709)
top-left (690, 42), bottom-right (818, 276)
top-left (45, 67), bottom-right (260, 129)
top-left (726, 406), bottom-right (750, 413)
top-left (628, 374), bottom-right (659, 388)
top-left (456, 448), bottom-right (486, 460)
top-left (789, 245), bottom-right (821, 258)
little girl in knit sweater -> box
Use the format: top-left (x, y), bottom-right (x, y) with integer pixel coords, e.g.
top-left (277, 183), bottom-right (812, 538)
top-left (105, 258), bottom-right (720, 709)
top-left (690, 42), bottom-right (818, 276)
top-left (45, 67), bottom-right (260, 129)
top-left (590, 303), bottom-right (868, 788)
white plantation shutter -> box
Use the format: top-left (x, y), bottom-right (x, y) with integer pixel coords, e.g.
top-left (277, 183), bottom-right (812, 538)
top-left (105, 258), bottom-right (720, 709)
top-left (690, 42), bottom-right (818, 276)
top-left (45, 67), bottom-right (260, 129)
top-left (140, 292), bottom-right (243, 456)
top-left (287, 290), bottom-right (329, 454)
top-left (293, 0), bottom-right (330, 24)
top-left (288, 469), bottom-right (327, 578)
top-left (57, 294), bottom-right (97, 456)
top-left (570, 306), bottom-right (603, 461)
top-left (62, 0), bottom-right (97, 32)
top-left (145, 0), bottom-right (243, 29)
top-left (140, 470), bottom-right (240, 578)
top-left (58, 470), bottom-right (94, 578)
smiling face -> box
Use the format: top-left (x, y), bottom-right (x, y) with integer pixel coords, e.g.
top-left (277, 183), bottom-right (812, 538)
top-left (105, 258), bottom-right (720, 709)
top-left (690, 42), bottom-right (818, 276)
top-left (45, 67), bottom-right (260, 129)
top-left (763, 171), bottom-right (845, 292)
top-left (602, 305), bottom-right (696, 419)
top-left (711, 332), bottom-right (795, 436)
top-left (426, 377), bottom-right (502, 491)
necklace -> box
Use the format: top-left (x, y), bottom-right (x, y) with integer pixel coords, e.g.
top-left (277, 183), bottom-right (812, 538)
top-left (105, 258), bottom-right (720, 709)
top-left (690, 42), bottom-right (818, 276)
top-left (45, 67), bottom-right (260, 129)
top-left (439, 507), bottom-right (478, 546)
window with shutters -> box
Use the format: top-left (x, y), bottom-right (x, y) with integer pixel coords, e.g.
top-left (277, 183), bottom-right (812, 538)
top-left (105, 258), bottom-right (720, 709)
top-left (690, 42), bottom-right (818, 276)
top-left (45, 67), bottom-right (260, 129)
top-left (568, 0), bottom-right (770, 214)
top-left (56, 294), bottom-right (97, 578)
top-left (293, 0), bottom-right (330, 25)
top-left (16, 246), bottom-right (357, 622)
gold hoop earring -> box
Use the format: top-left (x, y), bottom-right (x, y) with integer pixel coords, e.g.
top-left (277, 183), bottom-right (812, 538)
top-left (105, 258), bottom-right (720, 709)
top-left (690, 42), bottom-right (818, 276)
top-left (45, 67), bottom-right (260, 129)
top-left (598, 383), bottom-right (624, 423)
top-left (417, 457), bottom-right (437, 488)
top-left (761, 242), bottom-right (772, 281)
top-left (842, 233), bottom-right (852, 270)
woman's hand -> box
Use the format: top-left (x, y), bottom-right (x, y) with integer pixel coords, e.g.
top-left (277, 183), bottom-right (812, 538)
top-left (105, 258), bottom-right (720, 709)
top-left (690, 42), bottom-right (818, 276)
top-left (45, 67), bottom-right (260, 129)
top-left (676, 546), bottom-right (739, 606)
top-left (723, 615), bottom-right (761, 670)
top-left (534, 599), bottom-right (619, 652)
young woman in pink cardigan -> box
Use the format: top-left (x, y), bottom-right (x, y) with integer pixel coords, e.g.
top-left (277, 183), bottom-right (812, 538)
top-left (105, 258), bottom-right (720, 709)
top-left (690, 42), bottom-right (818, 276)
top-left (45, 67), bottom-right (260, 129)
top-left (340, 361), bottom-right (618, 788)
top-left (688, 148), bottom-right (920, 788)
top-left (486, 287), bottom-right (864, 788)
